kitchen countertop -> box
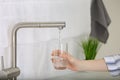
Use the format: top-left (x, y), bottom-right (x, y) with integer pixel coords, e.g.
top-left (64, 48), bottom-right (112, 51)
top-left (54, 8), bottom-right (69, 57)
top-left (48, 72), bottom-right (120, 80)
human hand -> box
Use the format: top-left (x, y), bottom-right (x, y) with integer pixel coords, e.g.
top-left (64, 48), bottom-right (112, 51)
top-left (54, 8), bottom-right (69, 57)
top-left (51, 50), bottom-right (80, 71)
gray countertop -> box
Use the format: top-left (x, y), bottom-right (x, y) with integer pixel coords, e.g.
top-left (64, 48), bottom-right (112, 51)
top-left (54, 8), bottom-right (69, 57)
top-left (48, 72), bottom-right (120, 80)
top-left (17, 71), bottom-right (120, 80)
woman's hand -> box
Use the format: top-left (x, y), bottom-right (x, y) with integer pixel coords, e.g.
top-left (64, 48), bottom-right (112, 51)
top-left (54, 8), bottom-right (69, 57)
top-left (51, 50), bottom-right (108, 72)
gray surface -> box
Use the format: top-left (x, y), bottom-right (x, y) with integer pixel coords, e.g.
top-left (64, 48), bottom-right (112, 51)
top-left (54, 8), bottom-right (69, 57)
top-left (48, 72), bottom-right (120, 80)
top-left (18, 72), bottom-right (120, 80)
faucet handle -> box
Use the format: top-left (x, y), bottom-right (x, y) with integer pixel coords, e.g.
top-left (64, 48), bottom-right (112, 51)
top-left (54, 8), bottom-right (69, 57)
top-left (0, 67), bottom-right (20, 79)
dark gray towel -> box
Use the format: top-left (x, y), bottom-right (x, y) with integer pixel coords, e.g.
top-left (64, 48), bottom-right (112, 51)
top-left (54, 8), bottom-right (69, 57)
top-left (90, 0), bottom-right (111, 43)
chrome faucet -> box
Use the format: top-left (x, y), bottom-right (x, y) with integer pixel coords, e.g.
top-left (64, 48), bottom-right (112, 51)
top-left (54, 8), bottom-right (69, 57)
top-left (0, 22), bottom-right (66, 80)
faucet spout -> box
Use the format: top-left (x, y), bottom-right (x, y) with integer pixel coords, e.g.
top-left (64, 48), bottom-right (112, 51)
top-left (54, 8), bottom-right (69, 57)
top-left (11, 22), bottom-right (65, 68)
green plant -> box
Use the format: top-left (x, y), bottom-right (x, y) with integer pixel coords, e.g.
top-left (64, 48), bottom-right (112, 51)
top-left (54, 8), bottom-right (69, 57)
top-left (81, 37), bottom-right (100, 60)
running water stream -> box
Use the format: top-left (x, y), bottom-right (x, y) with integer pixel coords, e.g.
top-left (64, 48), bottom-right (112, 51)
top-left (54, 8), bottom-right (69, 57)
top-left (58, 28), bottom-right (62, 50)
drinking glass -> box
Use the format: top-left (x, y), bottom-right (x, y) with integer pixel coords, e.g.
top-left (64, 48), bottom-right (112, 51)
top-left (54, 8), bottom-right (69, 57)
top-left (53, 43), bottom-right (68, 70)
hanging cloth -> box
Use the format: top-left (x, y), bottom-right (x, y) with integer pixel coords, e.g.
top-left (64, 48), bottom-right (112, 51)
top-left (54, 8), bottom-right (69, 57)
top-left (90, 0), bottom-right (111, 43)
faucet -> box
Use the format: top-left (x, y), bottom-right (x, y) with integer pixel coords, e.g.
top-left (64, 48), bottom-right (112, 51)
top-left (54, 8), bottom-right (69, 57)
top-left (0, 22), bottom-right (66, 80)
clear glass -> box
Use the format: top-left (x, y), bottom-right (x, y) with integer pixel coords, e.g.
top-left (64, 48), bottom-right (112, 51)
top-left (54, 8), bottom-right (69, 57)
top-left (53, 43), bottom-right (68, 70)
